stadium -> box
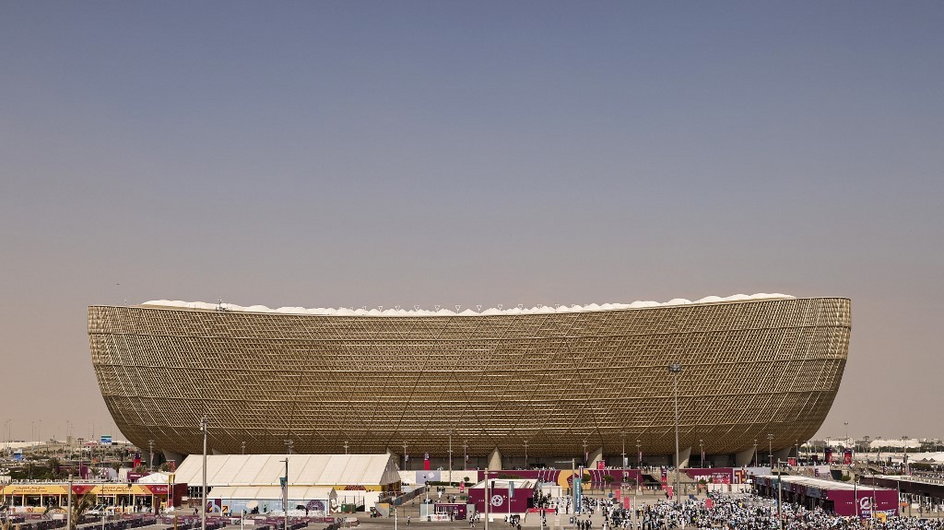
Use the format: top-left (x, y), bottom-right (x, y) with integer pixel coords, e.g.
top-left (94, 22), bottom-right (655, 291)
top-left (88, 294), bottom-right (850, 468)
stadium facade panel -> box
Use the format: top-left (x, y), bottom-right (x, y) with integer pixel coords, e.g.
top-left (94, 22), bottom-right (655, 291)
top-left (88, 297), bottom-right (850, 460)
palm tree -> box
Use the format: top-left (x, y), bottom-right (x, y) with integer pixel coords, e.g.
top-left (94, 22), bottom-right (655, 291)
top-left (70, 493), bottom-right (97, 530)
top-left (602, 475), bottom-right (614, 493)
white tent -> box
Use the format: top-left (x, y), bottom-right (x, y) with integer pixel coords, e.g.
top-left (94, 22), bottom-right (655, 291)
top-left (137, 471), bottom-right (172, 484)
top-left (175, 454), bottom-right (400, 510)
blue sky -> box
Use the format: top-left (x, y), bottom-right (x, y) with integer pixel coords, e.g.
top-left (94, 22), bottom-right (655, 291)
top-left (1, 2), bottom-right (942, 442)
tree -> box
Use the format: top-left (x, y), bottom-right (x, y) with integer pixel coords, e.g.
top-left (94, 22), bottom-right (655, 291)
top-left (602, 475), bottom-right (614, 492)
top-left (69, 493), bottom-right (98, 530)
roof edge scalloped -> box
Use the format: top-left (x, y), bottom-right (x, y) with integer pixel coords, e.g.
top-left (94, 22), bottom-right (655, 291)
top-left (139, 293), bottom-right (795, 317)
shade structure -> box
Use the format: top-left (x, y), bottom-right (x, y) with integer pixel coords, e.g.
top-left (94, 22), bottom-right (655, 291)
top-left (172, 454), bottom-right (400, 489)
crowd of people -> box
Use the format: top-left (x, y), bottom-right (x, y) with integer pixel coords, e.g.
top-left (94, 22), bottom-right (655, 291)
top-left (597, 493), bottom-right (944, 530)
top-left (471, 485), bottom-right (944, 529)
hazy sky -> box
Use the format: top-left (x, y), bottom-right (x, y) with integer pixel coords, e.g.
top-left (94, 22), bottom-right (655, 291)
top-left (2, 2), bottom-right (942, 444)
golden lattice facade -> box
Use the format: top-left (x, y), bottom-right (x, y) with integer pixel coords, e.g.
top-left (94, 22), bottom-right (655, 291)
top-left (88, 297), bottom-right (850, 460)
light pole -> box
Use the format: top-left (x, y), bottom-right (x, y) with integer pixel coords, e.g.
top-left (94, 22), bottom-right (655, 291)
top-left (484, 470), bottom-right (491, 530)
top-left (620, 432), bottom-right (626, 484)
top-left (753, 439), bottom-right (758, 467)
top-left (169, 471), bottom-right (176, 513)
top-left (463, 440), bottom-right (468, 470)
top-left (281, 458), bottom-right (289, 530)
top-left (343, 441), bottom-right (349, 455)
top-left (149, 440), bottom-right (155, 472)
top-left (767, 434), bottom-right (774, 467)
top-left (402, 442), bottom-right (408, 470)
top-left (448, 431), bottom-right (453, 484)
top-left (523, 440), bottom-right (528, 469)
top-left (636, 440), bottom-right (641, 468)
top-left (668, 363), bottom-right (682, 500)
top-left (699, 439), bottom-right (704, 468)
top-left (776, 461), bottom-right (783, 530)
top-left (199, 415), bottom-right (209, 530)
top-left (67, 473), bottom-right (73, 530)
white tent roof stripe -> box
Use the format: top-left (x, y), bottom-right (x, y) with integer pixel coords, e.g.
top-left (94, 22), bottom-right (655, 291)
top-left (142, 293), bottom-right (795, 317)
top-left (209, 486), bottom-right (337, 501)
top-left (173, 454), bottom-right (400, 488)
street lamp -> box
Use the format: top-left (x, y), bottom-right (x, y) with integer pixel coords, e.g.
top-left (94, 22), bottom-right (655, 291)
top-left (699, 439), bottom-right (704, 468)
top-left (753, 439), bottom-right (758, 467)
top-left (280, 458), bottom-right (289, 530)
top-left (199, 415), bottom-right (209, 530)
top-left (620, 432), bottom-right (626, 480)
top-left (523, 440), bottom-right (528, 469)
top-left (668, 363), bottom-right (682, 500)
top-left (148, 440), bottom-right (155, 472)
top-left (767, 434), bottom-right (774, 466)
top-left (636, 440), bottom-right (641, 468)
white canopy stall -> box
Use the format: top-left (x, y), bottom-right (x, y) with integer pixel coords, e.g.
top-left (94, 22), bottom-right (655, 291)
top-left (174, 454), bottom-right (401, 513)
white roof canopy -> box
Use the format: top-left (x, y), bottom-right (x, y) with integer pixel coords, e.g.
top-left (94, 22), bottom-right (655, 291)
top-left (142, 293), bottom-right (794, 317)
top-left (174, 454), bottom-right (401, 488)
